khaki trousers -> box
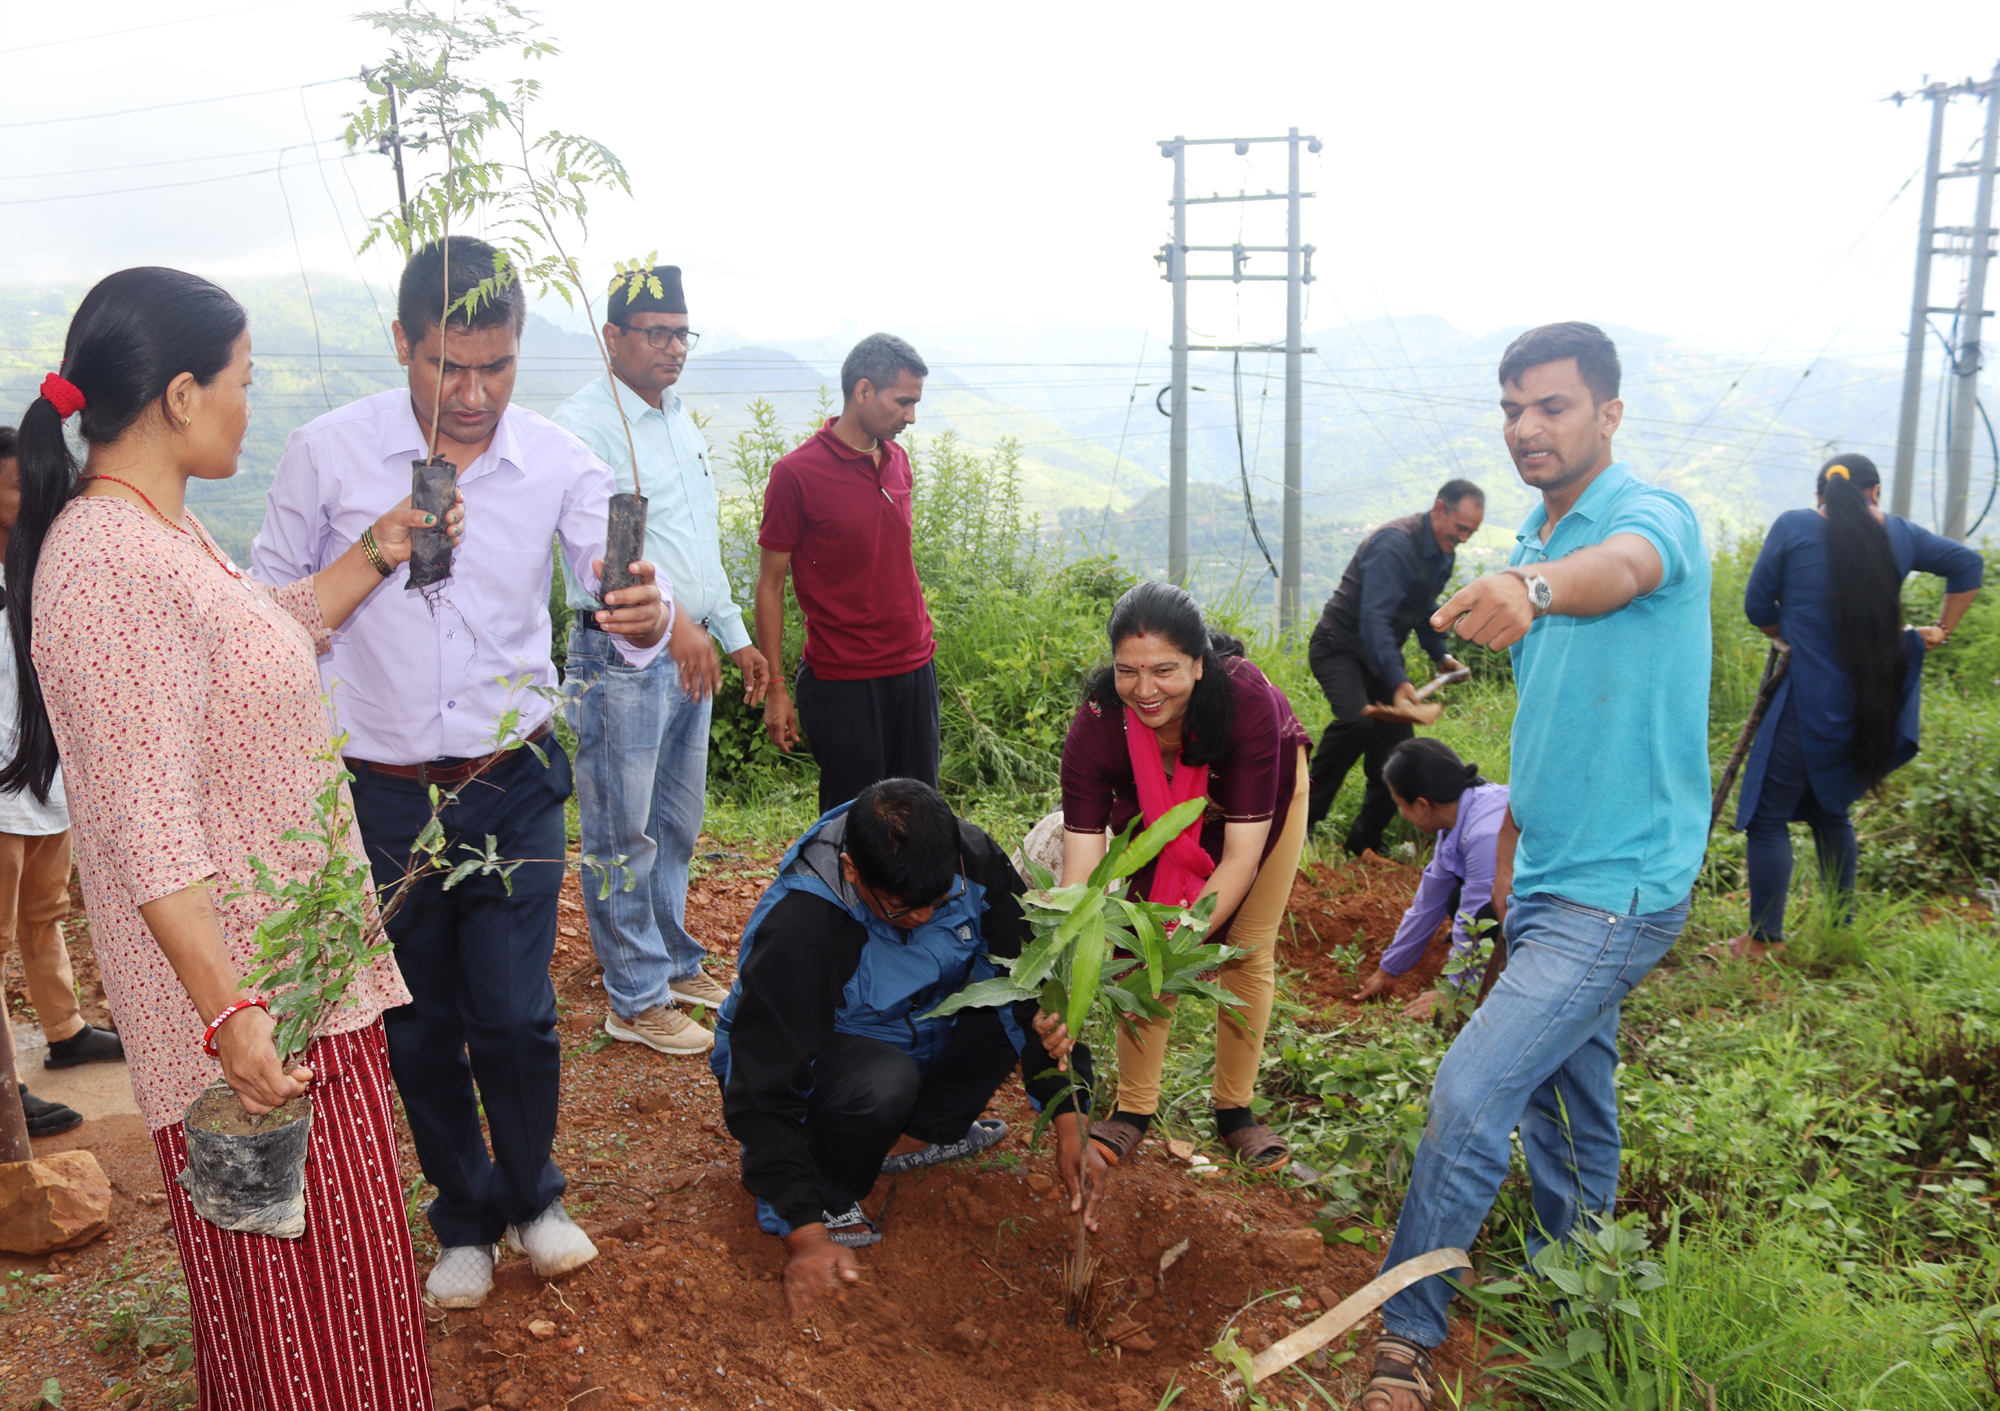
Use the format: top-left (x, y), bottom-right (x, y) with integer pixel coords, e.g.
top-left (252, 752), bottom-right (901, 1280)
top-left (1113, 747), bottom-right (1309, 1115)
top-left (0, 831), bottom-right (82, 1045)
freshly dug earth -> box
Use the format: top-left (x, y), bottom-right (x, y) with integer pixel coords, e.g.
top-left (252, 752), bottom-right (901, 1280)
top-left (1280, 856), bottom-right (1457, 1021)
top-left (0, 845), bottom-right (1484, 1410)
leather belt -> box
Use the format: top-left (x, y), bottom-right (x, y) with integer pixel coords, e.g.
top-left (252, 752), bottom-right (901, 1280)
top-left (346, 721), bottom-right (553, 789)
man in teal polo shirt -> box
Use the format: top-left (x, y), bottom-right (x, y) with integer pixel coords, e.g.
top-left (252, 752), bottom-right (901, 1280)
top-left (1359, 322), bottom-right (1710, 1411)
top-left (556, 265), bottom-right (772, 1057)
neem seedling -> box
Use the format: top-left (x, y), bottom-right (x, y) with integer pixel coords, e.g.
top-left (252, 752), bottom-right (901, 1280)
top-left (346, 0), bottom-right (541, 587)
top-left (349, 1), bottom-right (661, 602)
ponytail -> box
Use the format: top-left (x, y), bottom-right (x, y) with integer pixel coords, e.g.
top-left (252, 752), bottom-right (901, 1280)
top-left (1815, 454), bottom-right (1903, 791)
top-left (1382, 736), bottom-right (1483, 806)
top-left (2, 397), bottom-right (82, 802)
top-left (0, 267), bottom-right (247, 803)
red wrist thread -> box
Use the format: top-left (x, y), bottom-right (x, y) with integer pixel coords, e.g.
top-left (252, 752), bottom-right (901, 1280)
top-left (202, 997), bottom-right (268, 1057)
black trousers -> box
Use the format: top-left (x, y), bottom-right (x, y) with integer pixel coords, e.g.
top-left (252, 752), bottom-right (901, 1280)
top-left (794, 659), bottom-right (941, 815)
top-left (1306, 637), bottom-right (1411, 854)
top-left (349, 742), bottom-right (571, 1247)
top-left (803, 1007), bottom-right (1020, 1212)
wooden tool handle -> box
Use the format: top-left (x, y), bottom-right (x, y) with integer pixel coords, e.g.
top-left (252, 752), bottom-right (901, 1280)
top-left (1225, 1246), bottom-right (1469, 1396)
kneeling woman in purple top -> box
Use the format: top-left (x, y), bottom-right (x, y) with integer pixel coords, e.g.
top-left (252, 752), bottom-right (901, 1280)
top-left (1355, 739), bottom-right (1509, 1021)
top-left (1060, 582), bottom-right (1311, 1176)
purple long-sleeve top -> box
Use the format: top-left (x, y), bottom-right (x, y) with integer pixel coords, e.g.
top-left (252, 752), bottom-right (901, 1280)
top-left (1379, 781), bottom-right (1510, 976)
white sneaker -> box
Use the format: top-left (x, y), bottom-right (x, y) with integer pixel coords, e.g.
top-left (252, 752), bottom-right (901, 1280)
top-left (669, 971), bottom-right (732, 1009)
top-left (426, 1244), bottom-right (497, 1308)
top-left (605, 1004), bottom-right (714, 1055)
top-left (507, 1199), bottom-right (598, 1278)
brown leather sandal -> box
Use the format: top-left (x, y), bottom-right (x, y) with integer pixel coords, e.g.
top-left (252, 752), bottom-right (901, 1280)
top-left (1088, 1117), bottom-right (1146, 1166)
top-left (1221, 1122), bottom-right (1289, 1172)
top-left (1359, 1335), bottom-right (1436, 1411)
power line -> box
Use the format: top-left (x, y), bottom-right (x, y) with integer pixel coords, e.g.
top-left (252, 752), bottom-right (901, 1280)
top-left (0, 152), bottom-right (361, 206)
top-left (0, 76), bottom-right (349, 130)
top-left (0, 0), bottom-right (311, 54)
top-left (0, 136), bottom-right (346, 182)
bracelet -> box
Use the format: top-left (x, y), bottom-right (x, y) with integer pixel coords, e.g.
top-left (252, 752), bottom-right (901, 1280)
top-left (202, 997), bottom-right (269, 1057)
top-left (359, 526), bottom-right (393, 578)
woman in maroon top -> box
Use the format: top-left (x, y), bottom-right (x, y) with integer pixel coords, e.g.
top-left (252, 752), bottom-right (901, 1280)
top-left (1060, 582), bottom-right (1310, 1173)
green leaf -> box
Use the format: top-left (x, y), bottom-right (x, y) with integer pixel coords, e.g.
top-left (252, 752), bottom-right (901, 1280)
top-left (921, 978), bottom-right (1035, 1019)
top-left (1066, 911), bottom-right (1107, 1037)
top-left (1039, 976), bottom-right (1069, 1017)
top-left (1110, 797), bottom-right (1208, 879)
top-left (1085, 824), bottom-right (1133, 890)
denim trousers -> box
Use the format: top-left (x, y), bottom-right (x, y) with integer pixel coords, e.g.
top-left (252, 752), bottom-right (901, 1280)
top-left (563, 626), bottom-right (712, 1018)
top-left (1745, 700), bottom-right (1857, 944)
top-left (1378, 889), bottom-right (1689, 1347)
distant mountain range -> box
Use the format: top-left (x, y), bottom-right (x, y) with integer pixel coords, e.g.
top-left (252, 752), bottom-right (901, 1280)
top-left (3, 276), bottom-right (1984, 611)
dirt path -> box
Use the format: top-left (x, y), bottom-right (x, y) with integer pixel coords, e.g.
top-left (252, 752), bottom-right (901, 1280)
top-left (0, 845), bottom-right (1482, 1410)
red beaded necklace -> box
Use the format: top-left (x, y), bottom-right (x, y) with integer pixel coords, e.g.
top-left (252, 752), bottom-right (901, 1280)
top-left (82, 475), bottom-right (242, 579)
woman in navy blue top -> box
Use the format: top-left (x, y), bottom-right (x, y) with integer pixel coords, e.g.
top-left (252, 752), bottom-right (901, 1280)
top-left (1724, 453), bottom-right (1983, 960)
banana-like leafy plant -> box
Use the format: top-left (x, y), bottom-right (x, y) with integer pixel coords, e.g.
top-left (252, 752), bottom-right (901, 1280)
top-left (926, 795), bottom-right (1244, 1325)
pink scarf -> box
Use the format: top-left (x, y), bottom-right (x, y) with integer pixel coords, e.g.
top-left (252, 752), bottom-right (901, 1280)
top-left (1125, 711), bottom-right (1216, 909)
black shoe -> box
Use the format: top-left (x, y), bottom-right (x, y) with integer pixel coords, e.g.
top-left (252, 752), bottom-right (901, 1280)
top-left (19, 1086), bottom-right (83, 1137)
top-left (43, 1024), bottom-right (124, 1069)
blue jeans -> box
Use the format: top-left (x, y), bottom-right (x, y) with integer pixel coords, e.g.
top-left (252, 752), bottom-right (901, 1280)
top-left (1745, 701), bottom-right (1857, 944)
top-left (563, 627), bottom-right (711, 1018)
top-left (1379, 890), bottom-right (1688, 1347)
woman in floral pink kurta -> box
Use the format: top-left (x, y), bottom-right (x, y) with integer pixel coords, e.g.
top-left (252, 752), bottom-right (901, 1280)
top-left (12, 267), bottom-right (458, 1411)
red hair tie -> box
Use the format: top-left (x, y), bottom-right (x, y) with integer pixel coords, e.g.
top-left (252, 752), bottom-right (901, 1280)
top-left (39, 373), bottom-right (86, 420)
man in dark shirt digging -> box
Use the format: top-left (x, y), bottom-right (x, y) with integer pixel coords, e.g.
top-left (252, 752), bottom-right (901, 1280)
top-left (710, 778), bottom-right (1104, 1316)
top-left (1306, 480), bottom-right (1484, 856)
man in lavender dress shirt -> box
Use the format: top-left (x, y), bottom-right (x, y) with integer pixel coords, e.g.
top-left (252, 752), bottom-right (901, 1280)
top-left (253, 237), bottom-right (671, 1310)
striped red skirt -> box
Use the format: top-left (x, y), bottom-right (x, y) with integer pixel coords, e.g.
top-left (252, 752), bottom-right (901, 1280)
top-left (151, 1021), bottom-right (435, 1411)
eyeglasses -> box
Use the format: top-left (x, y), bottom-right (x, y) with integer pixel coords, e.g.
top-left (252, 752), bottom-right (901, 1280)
top-left (619, 324), bottom-right (699, 351)
top-left (873, 873), bottom-right (966, 922)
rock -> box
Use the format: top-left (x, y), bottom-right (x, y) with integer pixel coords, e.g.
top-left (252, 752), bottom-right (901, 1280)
top-left (1261, 1227), bottom-right (1326, 1271)
top-left (525, 1319), bottom-right (558, 1340)
top-left (1164, 1139), bottom-right (1196, 1162)
top-left (606, 1215), bottom-right (649, 1242)
top-left (136, 1192), bottom-right (168, 1207)
top-left (492, 1381), bottom-right (529, 1411)
top-left (1025, 1172), bottom-right (1053, 1194)
top-left (626, 1316), bottom-right (652, 1341)
top-left (0, 1151), bottom-right (113, 1254)
top-left (1247, 1327), bottom-right (1273, 1353)
top-left (1103, 1313), bottom-right (1157, 1352)
top-left (434, 1392), bottom-right (472, 1411)
top-left (947, 1319), bottom-right (987, 1355)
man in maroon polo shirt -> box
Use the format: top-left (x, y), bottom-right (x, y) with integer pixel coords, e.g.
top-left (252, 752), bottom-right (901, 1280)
top-left (756, 333), bottom-right (938, 814)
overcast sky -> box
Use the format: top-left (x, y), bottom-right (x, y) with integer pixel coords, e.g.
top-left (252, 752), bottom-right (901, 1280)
top-left (4, 0), bottom-right (1997, 363)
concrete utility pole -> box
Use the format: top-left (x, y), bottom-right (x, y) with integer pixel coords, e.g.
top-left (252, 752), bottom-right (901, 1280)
top-left (1156, 131), bottom-right (1319, 630)
top-left (1889, 65), bottom-right (1999, 536)
top-left (1945, 61), bottom-right (2000, 541)
top-left (1284, 128), bottom-right (1305, 635)
top-left (1891, 86), bottom-right (1950, 519)
top-left (1167, 137), bottom-right (1188, 584)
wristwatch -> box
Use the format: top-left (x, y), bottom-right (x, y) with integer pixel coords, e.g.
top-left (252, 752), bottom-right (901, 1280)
top-left (1506, 567), bottom-right (1554, 618)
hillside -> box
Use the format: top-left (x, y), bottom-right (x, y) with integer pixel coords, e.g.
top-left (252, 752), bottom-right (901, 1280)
top-left (1, 275), bottom-right (1974, 574)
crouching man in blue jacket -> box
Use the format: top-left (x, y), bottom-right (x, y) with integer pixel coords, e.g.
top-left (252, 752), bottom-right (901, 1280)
top-left (711, 778), bottom-right (1106, 1315)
